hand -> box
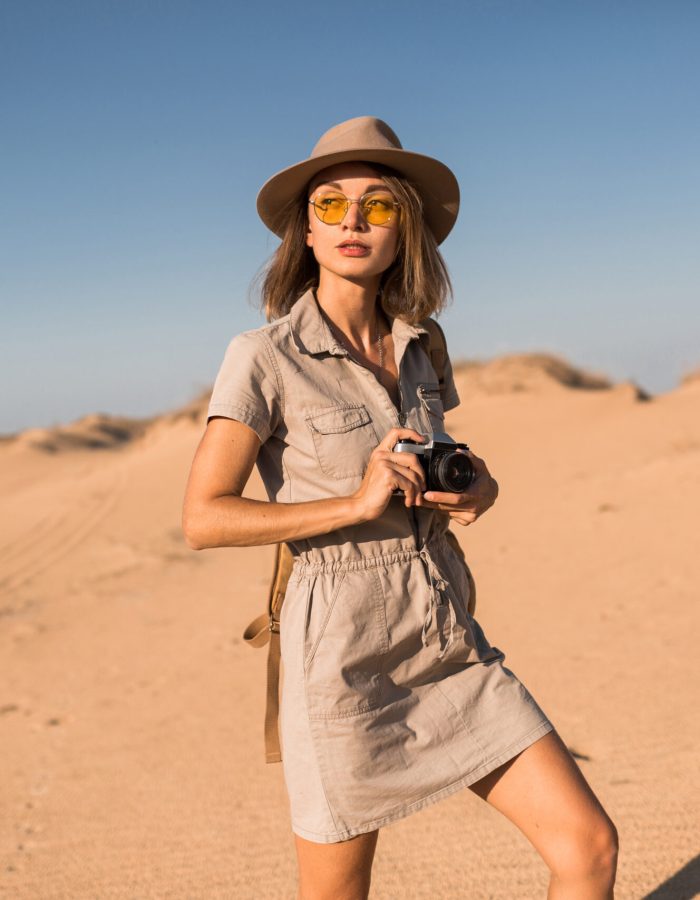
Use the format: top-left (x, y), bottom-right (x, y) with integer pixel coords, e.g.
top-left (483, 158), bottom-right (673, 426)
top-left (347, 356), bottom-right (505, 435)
top-left (420, 449), bottom-right (499, 526)
top-left (351, 427), bottom-right (428, 522)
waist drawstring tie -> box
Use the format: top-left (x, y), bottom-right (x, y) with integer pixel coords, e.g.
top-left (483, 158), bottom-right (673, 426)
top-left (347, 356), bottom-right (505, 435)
top-left (418, 546), bottom-right (456, 658)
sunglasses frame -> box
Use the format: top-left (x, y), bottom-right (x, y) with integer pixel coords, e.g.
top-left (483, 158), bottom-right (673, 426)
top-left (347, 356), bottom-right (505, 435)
top-left (308, 190), bottom-right (401, 227)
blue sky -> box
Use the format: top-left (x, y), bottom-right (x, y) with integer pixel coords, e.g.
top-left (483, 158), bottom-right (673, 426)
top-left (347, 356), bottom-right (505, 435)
top-left (2, 0), bottom-right (698, 433)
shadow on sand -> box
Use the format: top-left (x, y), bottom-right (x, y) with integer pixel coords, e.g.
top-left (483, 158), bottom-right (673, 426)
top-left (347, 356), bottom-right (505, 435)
top-left (642, 853), bottom-right (700, 900)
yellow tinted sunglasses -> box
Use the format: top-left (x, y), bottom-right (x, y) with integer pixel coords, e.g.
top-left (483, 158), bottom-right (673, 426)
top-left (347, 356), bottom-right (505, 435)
top-left (308, 190), bottom-right (401, 226)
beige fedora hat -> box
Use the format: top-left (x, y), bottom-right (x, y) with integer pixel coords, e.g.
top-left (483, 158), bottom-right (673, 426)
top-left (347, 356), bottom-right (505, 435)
top-left (256, 115), bottom-right (460, 245)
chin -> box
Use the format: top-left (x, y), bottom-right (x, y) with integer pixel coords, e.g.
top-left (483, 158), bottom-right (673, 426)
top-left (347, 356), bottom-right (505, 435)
top-left (331, 260), bottom-right (389, 280)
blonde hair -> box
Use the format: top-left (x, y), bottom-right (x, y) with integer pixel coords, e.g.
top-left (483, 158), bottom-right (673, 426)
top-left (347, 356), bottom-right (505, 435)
top-left (251, 163), bottom-right (453, 324)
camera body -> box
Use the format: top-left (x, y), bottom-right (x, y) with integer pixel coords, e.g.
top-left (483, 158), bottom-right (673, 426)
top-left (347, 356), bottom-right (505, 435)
top-left (392, 431), bottom-right (476, 495)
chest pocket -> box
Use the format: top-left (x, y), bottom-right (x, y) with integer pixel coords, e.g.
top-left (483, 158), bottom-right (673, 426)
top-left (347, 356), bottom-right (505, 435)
top-left (305, 403), bottom-right (379, 479)
top-left (417, 382), bottom-right (445, 433)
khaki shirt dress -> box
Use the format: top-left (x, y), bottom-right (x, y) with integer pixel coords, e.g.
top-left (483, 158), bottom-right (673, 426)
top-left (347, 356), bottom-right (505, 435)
top-left (207, 287), bottom-right (554, 844)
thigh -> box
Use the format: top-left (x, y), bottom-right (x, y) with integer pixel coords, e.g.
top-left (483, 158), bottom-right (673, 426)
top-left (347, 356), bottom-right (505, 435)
top-left (468, 728), bottom-right (615, 868)
top-left (294, 829), bottom-right (379, 900)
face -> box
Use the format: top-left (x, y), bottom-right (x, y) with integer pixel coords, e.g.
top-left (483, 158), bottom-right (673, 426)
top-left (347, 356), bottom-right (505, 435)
top-left (305, 162), bottom-right (400, 289)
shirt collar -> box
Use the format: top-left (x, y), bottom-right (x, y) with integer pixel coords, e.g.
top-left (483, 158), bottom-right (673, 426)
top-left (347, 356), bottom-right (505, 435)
top-left (289, 287), bottom-right (429, 357)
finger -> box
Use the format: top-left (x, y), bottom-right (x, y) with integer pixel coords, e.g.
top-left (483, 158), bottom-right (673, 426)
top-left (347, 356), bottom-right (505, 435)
top-left (377, 427), bottom-right (427, 452)
top-left (386, 460), bottom-right (426, 505)
top-left (389, 465), bottom-right (423, 507)
top-left (456, 508), bottom-right (478, 521)
top-left (421, 500), bottom-right (480, 517)
top-left (447, 514), bottom-right (470, 525)
top-left (422, 490), bottom-right (473, 505)
top-left (388, 460), bottom-right (425, 493)
top-left (383, 450), bottom-right (428, 490)
top-left (443, 509), bottom-right (479, 525)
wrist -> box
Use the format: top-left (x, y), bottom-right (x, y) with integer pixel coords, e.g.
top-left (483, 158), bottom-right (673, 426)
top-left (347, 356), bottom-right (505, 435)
top-left (344, 494), bottom-right (370, 527)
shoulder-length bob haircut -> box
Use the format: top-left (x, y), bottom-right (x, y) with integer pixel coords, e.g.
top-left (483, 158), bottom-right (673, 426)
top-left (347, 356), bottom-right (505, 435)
top-left (252, 163), bottom-right (453, 325)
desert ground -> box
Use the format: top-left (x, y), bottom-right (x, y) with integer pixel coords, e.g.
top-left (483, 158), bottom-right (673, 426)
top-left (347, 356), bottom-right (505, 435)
top-left (1, 353), bottom-right (698, 899)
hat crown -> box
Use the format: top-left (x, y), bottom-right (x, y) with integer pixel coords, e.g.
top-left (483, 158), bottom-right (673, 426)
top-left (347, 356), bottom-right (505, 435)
top-left (310, 116), bottom-right (403, 159)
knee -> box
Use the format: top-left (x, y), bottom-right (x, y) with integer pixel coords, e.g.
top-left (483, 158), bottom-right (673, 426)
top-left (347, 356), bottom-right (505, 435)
top-left (553, 814), bottom-right (619, 882)
top-left (592, 816), bottom-right (619, 876)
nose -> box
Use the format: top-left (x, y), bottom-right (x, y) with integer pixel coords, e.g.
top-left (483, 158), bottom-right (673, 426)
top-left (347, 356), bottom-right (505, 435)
top-left (342, 199), bottom-right (368, 230)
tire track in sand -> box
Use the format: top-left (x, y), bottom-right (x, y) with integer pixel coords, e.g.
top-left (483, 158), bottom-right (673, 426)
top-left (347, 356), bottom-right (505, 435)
top-left (0, 462), bottom-right (129, 596)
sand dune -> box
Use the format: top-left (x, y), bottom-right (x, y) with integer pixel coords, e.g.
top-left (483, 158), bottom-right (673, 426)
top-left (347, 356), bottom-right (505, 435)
top-left (680, 365), bottom-right (700, 388)
top-left (452, 352), bottom-right (651, 400)
top-left (0, 355), bottom-right (648, 454)
top-left (1, 353), bottom-right (698, 898)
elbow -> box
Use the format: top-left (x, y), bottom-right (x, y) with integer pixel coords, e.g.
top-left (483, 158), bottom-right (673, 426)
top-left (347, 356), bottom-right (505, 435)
top-left (182, 525), bottom-right (205, 551)
top-left (181, 494), bottom-right (248, 550)
top-left (181, 510), bottom-right (208, 551)
top-left (183, 531), bottom-right (205, 551)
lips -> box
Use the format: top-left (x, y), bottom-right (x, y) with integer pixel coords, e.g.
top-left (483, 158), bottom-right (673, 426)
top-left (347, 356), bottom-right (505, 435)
top-left (337, 241), bottom-right (370, 257)
top-left (337, 240), bottom-right (370, 258)
top-left (337, 240), bottom-right (369, 248)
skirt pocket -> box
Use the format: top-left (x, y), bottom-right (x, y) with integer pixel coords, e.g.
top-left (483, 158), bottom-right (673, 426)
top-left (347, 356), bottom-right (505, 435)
top-left (303, 568), bottom-right (389, 720)
top-left (434, 538), bottom-right (472, 621)
top-left (437, 541), bottom-right (503, 663)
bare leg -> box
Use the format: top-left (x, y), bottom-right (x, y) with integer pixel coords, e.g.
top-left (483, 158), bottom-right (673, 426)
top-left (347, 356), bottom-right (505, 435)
top-left (468, 728), bottom-right (619, 898)
top-left (294, 829), bottom-right (379, 900)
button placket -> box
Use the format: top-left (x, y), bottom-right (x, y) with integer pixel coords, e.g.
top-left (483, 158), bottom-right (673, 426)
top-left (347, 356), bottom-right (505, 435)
top-left (336, 338), bottom-right (410, 429)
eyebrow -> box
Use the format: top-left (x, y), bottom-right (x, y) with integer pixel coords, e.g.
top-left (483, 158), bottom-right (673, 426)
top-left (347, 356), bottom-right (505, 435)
top-left (314, 181), bottom-right (389, 192)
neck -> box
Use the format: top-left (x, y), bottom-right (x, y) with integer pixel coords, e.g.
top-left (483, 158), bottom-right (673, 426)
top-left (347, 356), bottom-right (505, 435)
top-left (314, 271), bottom-right (386, 349)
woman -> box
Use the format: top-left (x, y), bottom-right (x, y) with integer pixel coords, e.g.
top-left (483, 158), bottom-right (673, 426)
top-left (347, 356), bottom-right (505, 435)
top-left (183, 117), bottom-right (618, 899)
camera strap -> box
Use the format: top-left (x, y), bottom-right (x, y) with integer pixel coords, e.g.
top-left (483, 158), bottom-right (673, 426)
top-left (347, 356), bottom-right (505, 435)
top-left (419, 316), bottom-right (449, 398)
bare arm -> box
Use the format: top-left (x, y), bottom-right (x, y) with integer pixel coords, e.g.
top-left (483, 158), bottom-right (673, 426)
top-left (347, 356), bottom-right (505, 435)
top-left (182, 415), bottom-right (432, 551)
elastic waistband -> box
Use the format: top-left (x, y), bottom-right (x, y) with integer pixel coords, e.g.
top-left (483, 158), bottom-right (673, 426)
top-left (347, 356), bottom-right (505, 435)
top-left (291, 532), bottom-right (448, 577)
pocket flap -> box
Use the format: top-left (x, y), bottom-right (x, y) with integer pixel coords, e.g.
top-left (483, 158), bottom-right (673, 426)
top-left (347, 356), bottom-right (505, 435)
top-left (306, 405), bottom-right (372, 435)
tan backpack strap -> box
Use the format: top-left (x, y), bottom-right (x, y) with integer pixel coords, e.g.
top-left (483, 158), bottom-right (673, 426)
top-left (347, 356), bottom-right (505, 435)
top-left (420, 317), bottom-right (448, 399)
top-left (270, 542), bottom-right (295, 623)
top-left (264, 628), bottom-right (282, 763)
top-left (443, 528), bottom-right (477, 617)
top-left (242, 611), bottom-right (273, 648)
top-left (242, 542), bottom-right (295, 763)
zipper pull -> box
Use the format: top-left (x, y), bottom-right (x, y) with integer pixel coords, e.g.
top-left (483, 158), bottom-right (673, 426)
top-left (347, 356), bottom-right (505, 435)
top-left (399, 411), bottom-right (407, 426)
top-left (417, 383), bottom-right (442, 428)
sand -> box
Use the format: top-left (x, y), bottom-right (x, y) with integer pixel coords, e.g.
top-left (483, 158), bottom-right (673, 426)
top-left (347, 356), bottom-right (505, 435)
top-left (1, 354), bottom-right (698, 899)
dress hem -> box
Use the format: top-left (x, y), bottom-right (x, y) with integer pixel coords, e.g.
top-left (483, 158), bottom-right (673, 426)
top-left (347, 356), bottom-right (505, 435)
top-left (291, 718), bottom-right (555, 844)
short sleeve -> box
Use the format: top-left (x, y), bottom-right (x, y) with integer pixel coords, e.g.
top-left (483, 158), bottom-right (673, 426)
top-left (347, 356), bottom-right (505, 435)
top-left (206, 330), bottom-right (283, 444)
top-left (441, 343), bottom-right (461, 412)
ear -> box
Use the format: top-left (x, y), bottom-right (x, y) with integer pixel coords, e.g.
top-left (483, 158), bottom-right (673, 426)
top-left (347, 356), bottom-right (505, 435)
top-left (305, 224), bottom-right (314, 248)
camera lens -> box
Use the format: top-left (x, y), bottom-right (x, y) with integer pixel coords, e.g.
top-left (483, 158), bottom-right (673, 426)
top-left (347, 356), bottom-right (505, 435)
top-left (435, 451), bottom-right (476, 493)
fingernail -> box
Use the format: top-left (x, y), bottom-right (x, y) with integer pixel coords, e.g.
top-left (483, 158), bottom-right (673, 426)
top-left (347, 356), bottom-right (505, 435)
top-left (424, 492), bottom-right (434, 500)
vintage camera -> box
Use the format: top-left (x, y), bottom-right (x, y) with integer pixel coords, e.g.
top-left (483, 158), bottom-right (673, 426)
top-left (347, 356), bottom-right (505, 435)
top-left (392, 433), bottom-right (476, 495)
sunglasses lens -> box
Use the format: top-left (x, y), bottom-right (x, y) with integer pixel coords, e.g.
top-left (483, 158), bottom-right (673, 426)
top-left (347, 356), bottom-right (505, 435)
top-left (313, 192), bottom-right (348, 224)
top-left (361, 192), bottom-right (398, 225)
top-left (311, 191), bottom-right (399, 225)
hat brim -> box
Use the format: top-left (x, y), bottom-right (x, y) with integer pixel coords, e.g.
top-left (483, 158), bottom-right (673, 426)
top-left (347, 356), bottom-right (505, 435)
top-left (256, 148), bottom-right (459, 245)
